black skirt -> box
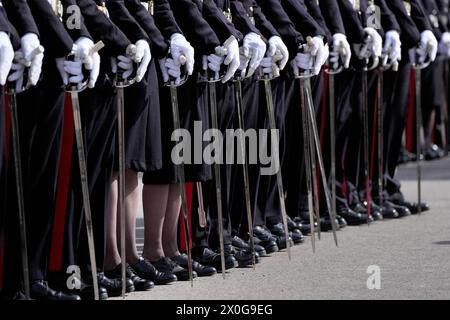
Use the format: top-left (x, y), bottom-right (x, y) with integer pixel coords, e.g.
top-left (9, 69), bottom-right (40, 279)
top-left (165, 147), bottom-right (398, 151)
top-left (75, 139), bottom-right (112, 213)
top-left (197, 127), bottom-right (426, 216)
top-left (142, 68), bottom-right (212, 185)
top-left (122, 59), bottom-right (163, 173)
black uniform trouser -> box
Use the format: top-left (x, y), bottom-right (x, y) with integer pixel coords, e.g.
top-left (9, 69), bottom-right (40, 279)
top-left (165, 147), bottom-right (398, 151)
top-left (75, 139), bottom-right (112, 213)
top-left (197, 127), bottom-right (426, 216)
top-left (0, 88), bottom-right (6, 238)
top-left (194, 82), bottom-right (235, 250)
top-left (60, 75), bottom-right (117, 278)
top-left (2, 62), bottom-right (65, 293)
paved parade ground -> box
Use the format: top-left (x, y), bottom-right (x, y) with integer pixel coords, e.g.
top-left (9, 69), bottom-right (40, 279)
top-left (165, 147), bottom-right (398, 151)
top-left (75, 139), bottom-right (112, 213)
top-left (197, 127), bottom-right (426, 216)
top-left (119, 157), bottom-right (450, 300)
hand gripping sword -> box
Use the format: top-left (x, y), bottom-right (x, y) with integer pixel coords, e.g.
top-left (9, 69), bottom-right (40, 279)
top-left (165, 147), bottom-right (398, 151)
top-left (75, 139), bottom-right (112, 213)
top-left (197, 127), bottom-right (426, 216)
top-left (65, 41), bottom-right (104, 301)
top-left (113, 44), bottom-right (137, 298)
top-left (259, 53), bottom-right (292, 259)
top-left (6, 46), bottom-right (44, 299)
top-left (164, 55), bottom-right (195, 286)
top-left (233, 72), bottom-right (256, 268)
top-left (295, 37), bottom-right (338, 247)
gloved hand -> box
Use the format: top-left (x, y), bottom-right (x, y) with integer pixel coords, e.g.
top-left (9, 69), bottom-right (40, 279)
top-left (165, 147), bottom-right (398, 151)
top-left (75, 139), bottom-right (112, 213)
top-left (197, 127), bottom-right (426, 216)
top-left (202, 53), bottom-right (225, 81)
top-left (56, 56), bottom-right (84, 90)
top-left (383, 30), bottom-right (401, 65)
top-left (7, 52), bottom-right (25, 91)
top-left (291, 52), bottom-right (314, 76)
top-left (170, 33), bottom-right (195, 76)
top-left (20, 33), bottom-right (44, 86)
top-left (304, 36), bottom-right (329, 75)
top-left (0, 31), bottom-right (14, 85)
top-left (241, 32), bottom-right (266, 77)
top-left (216, 36), bottom-right (240, 83)
top-left (411, 30), bottom-right (438, 65)
top-left (74, 37), bottom-right (101, 88)
top-left (330, 33), bottom-right (351, 69)
top-left (132, 39), bottom-right (151, 82)
top-left (111, 54), bottom-right (135, 80)
top-left (354, 27), bottom-right (383, 61)
top-left (267, 36), bottom-right (289, 70)
top-left (439, 31), bottom-right (450, 58)
top-left (159, 57), bottom-right (183, 85)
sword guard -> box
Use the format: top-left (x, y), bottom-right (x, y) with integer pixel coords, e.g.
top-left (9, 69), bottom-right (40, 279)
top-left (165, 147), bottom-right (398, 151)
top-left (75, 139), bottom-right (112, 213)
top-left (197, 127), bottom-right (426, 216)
top-left (163, 54), bottom-right (189, 88)
top-left (325, 44), bottom-right (346, 75)
top-left (65, 53), bottom-right (90, 93)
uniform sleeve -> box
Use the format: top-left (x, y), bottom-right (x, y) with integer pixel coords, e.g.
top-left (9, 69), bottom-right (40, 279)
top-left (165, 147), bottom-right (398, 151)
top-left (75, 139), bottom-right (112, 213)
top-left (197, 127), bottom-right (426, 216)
top-left (255, 0), bottom-right (303, 58)
top-left (386, 0), bottom-right (421, 50)
top-left (317, 0), bottom-right (346, 36)
top-left (26, 0), bottom-right (73, 58)
top-left (60, 0), bottom-right (93, 41)
top-left (153, 0), bottom-right (182, 39)
top-left (230, 0), bottom-right (260, 36)
top-left (2, 0), bottom-right (39, 37)
top-left (336, 0), bottom-right (366, 43)
top-left (250, 0), bottom-right (280, 40)
top-left (166, 0), bottom-right (220, 55)
top-left (282, 0), bottom-right (327, 40)
top-left (410, 0), bottom-right (433, 32)
top-left (376, 0), bottom-right (401, 36)
top-left (0, 7), bottom-right (11, 34)
top-left (201, 0), bottom-right (243, 44)
top-left (76, 0), bottom-right (131, 56)
top-left (303, 0), bottom-right (332, 43)
top-left (126, 0), bottom-right (169, 59)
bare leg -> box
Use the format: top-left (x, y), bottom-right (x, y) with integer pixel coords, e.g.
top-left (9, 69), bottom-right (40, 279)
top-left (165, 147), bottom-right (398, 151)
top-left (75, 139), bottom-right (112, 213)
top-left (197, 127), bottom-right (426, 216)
top-left (162, 184), bottom-right (182, 258)
top-left (125, 170), bottom-right (140, 265)
top-left (104, 173), bottom-right (121, 270)
top-left (142, 184), bottom-right (169, 261)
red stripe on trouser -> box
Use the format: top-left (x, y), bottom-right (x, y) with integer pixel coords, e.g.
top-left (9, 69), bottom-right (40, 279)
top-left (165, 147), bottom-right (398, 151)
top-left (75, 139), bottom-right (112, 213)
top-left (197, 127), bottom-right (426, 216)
top-left (178, 182), bottom-right (193, 252)
top-left (405, 69), bottom-right (415, 152)
top-left (48, 94), bottom-right (74, 271)
top-left (0, 92), bottom-right (10, 289)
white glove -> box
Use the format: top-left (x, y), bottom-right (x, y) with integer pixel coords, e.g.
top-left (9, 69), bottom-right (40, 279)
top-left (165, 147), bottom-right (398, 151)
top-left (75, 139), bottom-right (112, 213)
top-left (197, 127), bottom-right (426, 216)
top-left (56, 57), bottom-right (84, 90)
top-left (305, 36), bottom-right (329, 75)
top-left (73, 37), bottom-right (101, 88)
top-left (159, 57), bottom-right (183, 85)
top-left (414, 30), bottom-right (438, 64)
top-left (202, 53), bottom-right (225, 81)
top-left (216, 36), bottom-right (240, 83)
top-left (267, 36), bottom-right (289, 70)
top-left (330, 33), bottom-right (351, 69)
top-left (439, 32), bottom-right (450, 58)
top-left (0, 32), bottom-right (14, 85)
top-left (170, 33), bottom-right (195, 76)
top-left (383, 30), bottom-right (401, 64)
top-left (111, 55), bottom-right (134, 80)
top-left (7, 52), bottom-right (25, 91)
top-left (292, 52), bottom-right (314, 76)
top-left (20, 33), bottom-right (43, 86)
top-left (354, 27), bottom-right (383, 60)
top-left (241, 32), bottom-right (266, 77)
top-left (132, 39), bottom-right (151, 82)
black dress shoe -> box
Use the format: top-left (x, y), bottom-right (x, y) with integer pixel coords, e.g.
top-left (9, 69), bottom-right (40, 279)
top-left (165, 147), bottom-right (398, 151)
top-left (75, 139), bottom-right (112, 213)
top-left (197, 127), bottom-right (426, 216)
top-left (293, 216), bottom-right (314, 235)
top-left (253, 226), bottom-right (279, 254)
top-left (337, 207), bottom-right (368, 225)
top-left (79, 283), bottom-right (109, 300)
top-left (368, 202), bottom-right (384, 221)
top-left (384, 200), bottom-right (411, 218)
top-left (171, 254), bottom-right (217, 277)
top-left (286, 216), bottom-right (299, 231)
top-left (130, 257), bottom-right (177, 285)
top-left (268, 223), bottom-right (294, 249)
top-left (30, 280), bottom-right (81, 301)
top-left (319, 216), bottom-right (340, 232)
top-left (105, 264), bottom-right (154, 292)
top-left (234, 249), bottom-right (260, 267)
top-left (152, 257), bottom-right (197, 281)
top-left (95, 272), bottom-right (130, 297)
top-left (289, 229), bottom-right (304, 244)
top-left (408, 202), bottom-right (430, 214)
top-left (336, 215), bottom-right (347, 228)
top-left (103, 269), bottom-right (135, 294)
top-left (193, 247), bottom-right (237, 271)
top-left (232, 235), bottom-right (250, 251)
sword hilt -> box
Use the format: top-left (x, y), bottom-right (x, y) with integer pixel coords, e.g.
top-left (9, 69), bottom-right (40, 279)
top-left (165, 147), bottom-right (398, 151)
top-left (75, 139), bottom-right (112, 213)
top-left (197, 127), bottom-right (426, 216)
top-left (7, 46), bottom-right (45, 94)
top-left (292, 36), bottom-right (317, 79)
top-left (164, 54), bottom-right (189, 88)
top-left (114, 44), bottom-right (138, 88)
top-left (65, 41), bottom-right (105, 93)
top-left (257, 50), bottom-right (283, 81)
top-left (325, 43), bottom-right (346, 75)
top-left (412, 41), bottom-right (435, 70)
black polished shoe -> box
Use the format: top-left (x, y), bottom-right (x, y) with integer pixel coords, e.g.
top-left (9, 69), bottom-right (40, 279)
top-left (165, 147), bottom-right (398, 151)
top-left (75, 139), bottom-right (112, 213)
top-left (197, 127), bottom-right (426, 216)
top-left (408, 202), bottom-right (430, 214)
top-left (95, 272), bottom-right (130, 297)
top-left (286, 216), bottom-right (299, 231)
top-left (130, 257), bottom-right (177, 285)
top-left (337, 207), bottom-right (368, 225)
top-left (319, 216), bottom-right (340, 232)
top-left (152, 257), bottom-right (197, 281)
top-left (293, 215), bottom-right (316, 235)
top-left (193, 247), bottom-right (237, 271)
top-left (232, 235), bottom-right (250, 251)
top-left (105, 264), bottom-right (153, 292)
top-left (268, 223), bottom-right (294, 249)
top-left (30, 280), bottom-right (81, 301)
top-left (253, 226), bottom-right (279, 254)
top-left (79, 283), bottom-right (109, 300)
top-left (234, 249), bottom-right (260, 267)
top-left (171, 254), bottom-right (217, 277)
top-left (367, 202), bottom-right (384, 221)
top-left (384, 200), bottom-right (411, 218)
top-left (336, 215), bottom-right (347, 228)
top-left (289, 229), bottom-right (304, 244)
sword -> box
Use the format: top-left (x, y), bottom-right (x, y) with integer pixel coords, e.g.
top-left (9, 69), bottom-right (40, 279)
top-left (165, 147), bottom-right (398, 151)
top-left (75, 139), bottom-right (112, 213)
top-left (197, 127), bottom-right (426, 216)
top-left (233, 75), bottom-right (255, 268)
top-left (376, 68), bottom-right (384, 213)
top-left (296, 37), bottom-right (338, 246)
top-left (361, 58), bottom-right (372, 224)
top-left (196, 182), bottom-right (207, 228)
top-left (65, 41), bottom-right (104, 301)
top-left (260, 57), bottom-right (292, 259)
top-left (165, 55), bottom-right (194, 286)
top-left (114, 44), bottom-right (137, 298)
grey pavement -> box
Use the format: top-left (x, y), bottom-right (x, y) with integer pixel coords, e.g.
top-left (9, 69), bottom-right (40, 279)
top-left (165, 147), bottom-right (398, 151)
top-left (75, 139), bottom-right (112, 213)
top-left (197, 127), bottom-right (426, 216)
top-left (116, 157), bottom-right (450, 300)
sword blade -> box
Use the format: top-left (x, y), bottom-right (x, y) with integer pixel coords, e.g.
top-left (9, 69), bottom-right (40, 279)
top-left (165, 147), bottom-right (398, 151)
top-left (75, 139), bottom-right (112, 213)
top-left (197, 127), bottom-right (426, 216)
top-left (70, 92), bottom-right (99, 300)
top-left (361, 68), bottom-right (372, 223)
top-left (7, 89), bottom-right (30, 299)
top-left (304, 79), bottom-right (339, 246)
top-left (234, 79), bottom-right (255, 268)
top-left (377, 70), bottom-right (384, 209)
top-left (299, 80), bottom-right (316, 252)
top-left (116, 87), bottom-right (127, 298)
top-left (263, 79), bottom-right (291, 259)
top-left (328, 73), bottom-right (337, 229)
top-left (170, 85), bottom-right (194, 286)
top-left (208, 82), bottom-right (227, 277)
top-left (196, 182), bottom-right (207, 228)
top-left (415, 68), bottom-right (423, 214)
